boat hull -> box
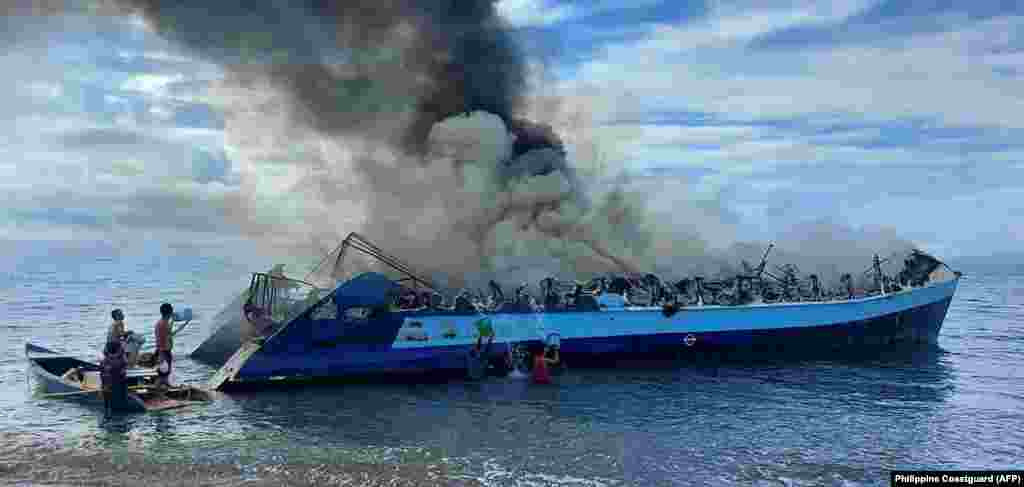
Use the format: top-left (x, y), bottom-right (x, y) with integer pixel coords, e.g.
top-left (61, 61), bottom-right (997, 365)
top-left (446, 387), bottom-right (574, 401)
top-left (26, 344), bottom-right (213, 413)
top-left (220, 277), bottom-right (958, 387)
top-left (557, 294), bottom-right (953, 365)
top-left (26, 347), bottom-right (148, 413)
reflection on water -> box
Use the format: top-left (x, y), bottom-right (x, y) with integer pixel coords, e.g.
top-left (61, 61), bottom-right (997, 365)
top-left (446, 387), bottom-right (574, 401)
top-left (0, 244), bottom-right (1022, 486)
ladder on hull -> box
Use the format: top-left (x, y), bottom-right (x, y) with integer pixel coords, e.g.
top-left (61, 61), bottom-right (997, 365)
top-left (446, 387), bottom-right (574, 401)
top-left (207, 340), bottom-right (263, 391)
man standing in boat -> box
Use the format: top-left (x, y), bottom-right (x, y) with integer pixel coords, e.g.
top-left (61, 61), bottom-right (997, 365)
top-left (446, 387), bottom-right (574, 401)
top-left (154, 303), bottom-right (175, 391)
top-left (107, 309), bottom-right (128, 344)
top-left (108, 308), bottom-right (145, 366)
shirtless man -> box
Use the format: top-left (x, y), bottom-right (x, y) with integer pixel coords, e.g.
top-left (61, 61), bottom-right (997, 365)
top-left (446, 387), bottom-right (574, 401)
top-left (108, 308), bottom-right (144, 366)
top-left (154, 303), bottom-right (174, 390)
top-left (107, 309), bottom-right (128, 344)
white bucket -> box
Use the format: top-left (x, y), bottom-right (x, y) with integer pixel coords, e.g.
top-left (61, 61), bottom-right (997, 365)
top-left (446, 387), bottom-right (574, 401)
top-left (172, 308), bottom-right (193, 322)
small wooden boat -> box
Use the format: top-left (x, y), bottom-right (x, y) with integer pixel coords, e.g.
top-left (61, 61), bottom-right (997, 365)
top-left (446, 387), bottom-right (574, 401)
top-left (25, 343), bottom-right (214, 413)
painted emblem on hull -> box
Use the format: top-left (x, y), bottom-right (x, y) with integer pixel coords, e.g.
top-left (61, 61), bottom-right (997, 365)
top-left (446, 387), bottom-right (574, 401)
top-left (311, 298), bottom-right (337, 320)
top-left (344, 307), bottom-right (371, 320)
top-left (683, 334), bottom-right (697, 347)
top-left (442, 322), bottom-right (457, 339)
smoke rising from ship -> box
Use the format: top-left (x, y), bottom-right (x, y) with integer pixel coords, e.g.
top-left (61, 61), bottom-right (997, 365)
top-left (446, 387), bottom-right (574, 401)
top-left (92, 0), bottom-right (659, 288)
top-left (7, 2), bottom-right (917, 291)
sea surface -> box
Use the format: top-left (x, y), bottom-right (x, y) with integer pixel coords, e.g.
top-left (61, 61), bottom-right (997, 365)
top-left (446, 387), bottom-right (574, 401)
top-left (0, 240), bottom-right (1022, 486)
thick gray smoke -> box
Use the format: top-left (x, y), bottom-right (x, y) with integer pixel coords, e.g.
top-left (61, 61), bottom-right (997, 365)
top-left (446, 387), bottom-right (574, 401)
top-left (86, 0), bottom-right (656, 289)
top-left (7, 2), bottom-right (924, 293)
top-left (703, 221), bottom-right (916, 290)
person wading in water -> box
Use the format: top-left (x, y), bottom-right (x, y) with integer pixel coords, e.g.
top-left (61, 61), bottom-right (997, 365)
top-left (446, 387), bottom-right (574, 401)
top-left (467, 333), bottom-right (495, 380)
top-left (531, 343), bottom-right (560, 385)
top-left (100, 340), bottom-right (128, 417)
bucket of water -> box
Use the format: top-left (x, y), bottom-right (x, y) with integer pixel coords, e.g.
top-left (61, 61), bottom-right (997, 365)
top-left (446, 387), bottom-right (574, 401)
top-left (173, 308), bottom-right (193, 322)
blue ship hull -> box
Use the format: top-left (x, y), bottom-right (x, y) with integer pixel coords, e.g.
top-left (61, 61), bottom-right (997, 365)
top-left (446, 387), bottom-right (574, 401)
top-left (210, 272), bottom-right (959, 389)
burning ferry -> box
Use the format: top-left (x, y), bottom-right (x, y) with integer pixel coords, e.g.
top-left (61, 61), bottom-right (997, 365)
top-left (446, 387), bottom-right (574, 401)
top-left (192, 233), bottom-right (960, 390)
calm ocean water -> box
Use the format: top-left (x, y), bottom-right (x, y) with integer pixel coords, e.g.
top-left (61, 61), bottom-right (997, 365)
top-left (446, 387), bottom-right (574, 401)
top-left (0, 240), bottom-right (1021, 486)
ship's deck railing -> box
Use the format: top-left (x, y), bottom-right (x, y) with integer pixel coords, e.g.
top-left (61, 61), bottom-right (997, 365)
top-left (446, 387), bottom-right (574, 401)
top-left (246, 272), bottom-right (325, 326)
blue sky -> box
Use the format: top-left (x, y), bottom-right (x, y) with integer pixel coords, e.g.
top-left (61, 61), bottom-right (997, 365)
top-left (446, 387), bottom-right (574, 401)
top-left (1, 1), bottom-right (1022, 259)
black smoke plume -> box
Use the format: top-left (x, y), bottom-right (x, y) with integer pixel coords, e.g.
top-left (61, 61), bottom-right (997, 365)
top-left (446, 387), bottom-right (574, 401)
top-left (2, 2), bottom-right (923, 292)
top-left (101, 1), bottom-right (641, 285)
top-left (115, 1), bottom-right (530, 155)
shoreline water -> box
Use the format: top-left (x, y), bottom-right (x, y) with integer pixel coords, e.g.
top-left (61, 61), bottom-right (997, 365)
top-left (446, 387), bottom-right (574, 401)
top-left (2, 243), bottom-right (1021, 486)
top-left (0, 435), bottom-right (480, 487)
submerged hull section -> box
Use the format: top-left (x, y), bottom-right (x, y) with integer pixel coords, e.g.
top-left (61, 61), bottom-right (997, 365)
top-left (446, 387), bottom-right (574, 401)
top-left (215, 274), bottom-right (959, 387)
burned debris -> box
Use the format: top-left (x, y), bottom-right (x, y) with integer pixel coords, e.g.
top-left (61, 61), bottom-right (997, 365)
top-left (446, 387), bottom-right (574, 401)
top-left (390, 245), bottom-right (955, 313)
top-left (305, 233), bottom-right (954, 314)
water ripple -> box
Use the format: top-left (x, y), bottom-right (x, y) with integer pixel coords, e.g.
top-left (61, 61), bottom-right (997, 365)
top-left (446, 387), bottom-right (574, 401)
top-left (0, 244), bottom-right (1022, 486)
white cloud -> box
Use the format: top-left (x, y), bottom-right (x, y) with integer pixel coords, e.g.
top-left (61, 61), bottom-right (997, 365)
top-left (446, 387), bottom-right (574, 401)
top-left (983, 52), bottom-right (1024, 70)
top-left (652, 2), bottom-right (872, 51)
top-left (597, 124), bottom-right (757, 146)
top-left (120, 73), bottom-right (186, 96)
top-left (0, 221), bottom-right (108, 243)
top-left (843, 188), bottom-right (1024, 257)
top-left (496, 0), bottom-right (580, 27)
top-left (3, 2), bottom-right (1021, 258)
top-left (537, 5), bottom-right (1024, 256)
top-left (588, 0), bottom-right (875, 61)
top-left (148, 104), bottom-right (174, 120)
top-left (20, 81), bottom-right (64, 99)
top-left (570, 14), bottom-right (1024, 129)
top-left (496, 0), bottom-right (666, 28)
top-left (117, 49), bottom-right (195, 65)
top-left (591, 121), bottom-right (971, 180)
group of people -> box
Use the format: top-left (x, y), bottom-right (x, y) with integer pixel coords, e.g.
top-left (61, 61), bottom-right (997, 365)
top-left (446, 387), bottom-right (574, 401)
top-left (464, 324), bottom-right (562, 385)
top-left (95, 303), bottom-right (183, 416)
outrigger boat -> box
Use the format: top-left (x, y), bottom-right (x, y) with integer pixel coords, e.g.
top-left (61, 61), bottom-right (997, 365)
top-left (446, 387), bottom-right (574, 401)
top-left (191, 233), bottom-right (962, 390)
top-left (26, 343), bottom-right (213, 413)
